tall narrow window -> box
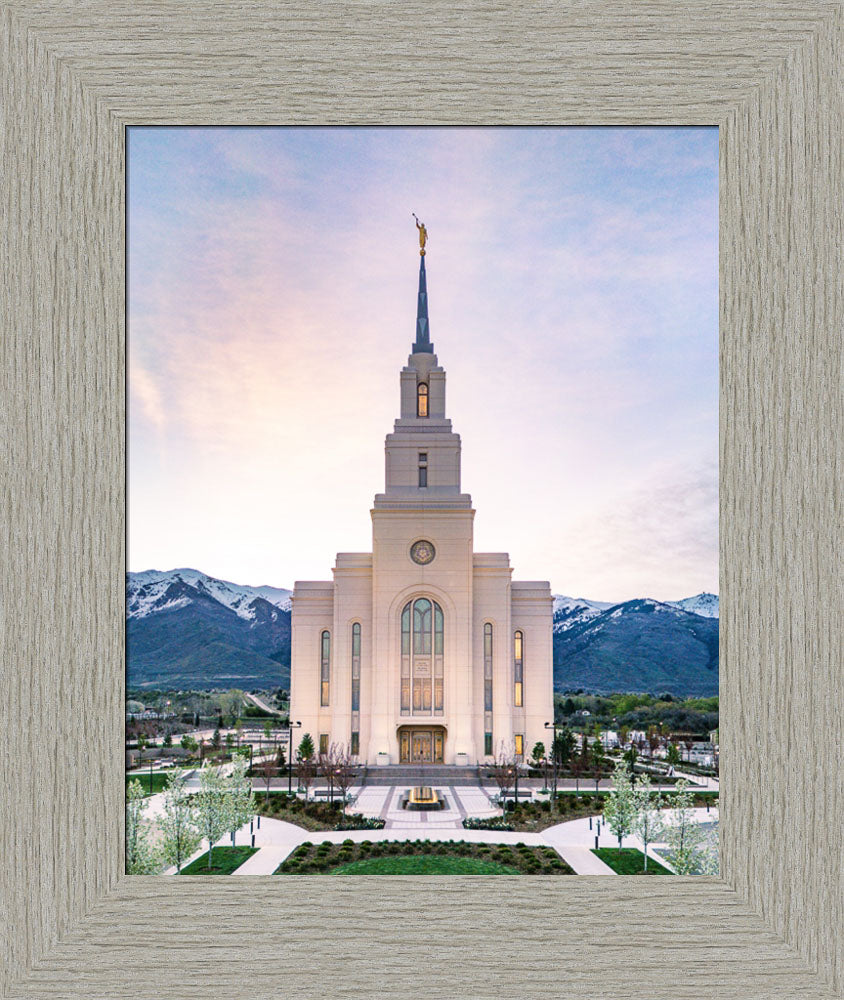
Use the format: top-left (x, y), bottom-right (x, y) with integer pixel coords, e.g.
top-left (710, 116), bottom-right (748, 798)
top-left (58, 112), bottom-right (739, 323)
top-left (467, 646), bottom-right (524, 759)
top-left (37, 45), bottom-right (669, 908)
top-left (514, 733), bottom-right (524, 758)
top-left (484, 622), bottom-right (493, 753)
top-left (514, 630), bottom-right (524, 707)
top-left (320, 630), bottom-right (330, 707)
top-left (319, 733), bottom-right (329, 755)
top-left (350, 622), bottom-right (361, 755)
top-left (418, 451), bottom-right (428, 488)
top-left (417, 382), bottom-right (429, 417)
top-left (401, 597), bottom-right (443, 716)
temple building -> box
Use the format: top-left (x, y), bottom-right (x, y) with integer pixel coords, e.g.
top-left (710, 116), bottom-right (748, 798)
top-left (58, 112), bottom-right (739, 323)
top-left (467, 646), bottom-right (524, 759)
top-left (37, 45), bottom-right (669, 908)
top-left (290, 224), bottom-right (553, 766)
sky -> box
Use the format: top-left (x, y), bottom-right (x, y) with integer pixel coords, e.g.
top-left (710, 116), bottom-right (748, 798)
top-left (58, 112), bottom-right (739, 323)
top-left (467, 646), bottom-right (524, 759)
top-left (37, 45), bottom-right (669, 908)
top-left (128, 126), bottom-right (718, 602)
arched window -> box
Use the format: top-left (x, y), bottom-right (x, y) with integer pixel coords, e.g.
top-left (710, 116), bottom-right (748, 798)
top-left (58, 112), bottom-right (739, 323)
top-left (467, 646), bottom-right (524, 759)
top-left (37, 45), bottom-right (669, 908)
top-left (401, 597), bottom-right (443, 716)
top-left (514, 630), bottom-right (524, 707)
top-left (320, 630), bottom-right (330, 707)
top-left (483, 623), bottom-right (493, 755)
top-left (417, 382), bottom-right (429, 417)
top-left (350, 623), bottom-right (361, 755)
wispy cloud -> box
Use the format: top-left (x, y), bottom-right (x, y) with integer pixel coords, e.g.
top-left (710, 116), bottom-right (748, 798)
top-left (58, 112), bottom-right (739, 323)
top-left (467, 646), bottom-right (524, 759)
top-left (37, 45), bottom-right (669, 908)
top-left (128, 127), bottom-right (718, 598)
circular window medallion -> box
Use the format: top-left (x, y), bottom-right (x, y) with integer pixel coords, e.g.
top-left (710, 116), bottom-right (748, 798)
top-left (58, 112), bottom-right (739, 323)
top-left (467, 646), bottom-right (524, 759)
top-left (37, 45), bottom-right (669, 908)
top-left (410, 540), bottom-right (436, 565)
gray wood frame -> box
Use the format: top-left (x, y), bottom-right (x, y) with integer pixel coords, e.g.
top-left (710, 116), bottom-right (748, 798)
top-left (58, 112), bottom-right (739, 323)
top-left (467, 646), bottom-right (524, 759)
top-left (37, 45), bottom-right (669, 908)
top-left (1, 2), bottom-right (840, 997)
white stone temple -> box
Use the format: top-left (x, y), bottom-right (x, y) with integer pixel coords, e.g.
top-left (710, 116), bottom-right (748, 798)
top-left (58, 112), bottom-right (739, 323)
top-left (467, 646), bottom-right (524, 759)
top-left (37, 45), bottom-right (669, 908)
top-left (290, 226), bottom-right (553, 766)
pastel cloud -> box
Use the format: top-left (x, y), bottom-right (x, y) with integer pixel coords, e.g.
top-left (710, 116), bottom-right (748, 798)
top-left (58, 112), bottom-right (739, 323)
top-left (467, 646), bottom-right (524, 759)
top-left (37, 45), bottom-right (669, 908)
top-left (128, 127), bottom-right (717, 600)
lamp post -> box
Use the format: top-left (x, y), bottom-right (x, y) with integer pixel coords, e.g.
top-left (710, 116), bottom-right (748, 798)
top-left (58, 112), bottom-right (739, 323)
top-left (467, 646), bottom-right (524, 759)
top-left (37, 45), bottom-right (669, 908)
top-left (545, 721), bottom-right (559, 810)
top-left (288, 721), bottom-right (302, 795)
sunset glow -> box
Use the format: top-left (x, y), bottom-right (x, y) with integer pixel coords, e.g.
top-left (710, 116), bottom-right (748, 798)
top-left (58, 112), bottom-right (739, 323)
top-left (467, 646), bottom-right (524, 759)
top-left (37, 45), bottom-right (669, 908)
top-left (128, 127), bottom-right (717, 601)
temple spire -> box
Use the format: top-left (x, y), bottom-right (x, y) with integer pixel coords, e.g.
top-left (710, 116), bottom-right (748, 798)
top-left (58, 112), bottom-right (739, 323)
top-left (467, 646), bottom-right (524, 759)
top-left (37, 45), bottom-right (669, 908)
top-left (411, 215), bottom-right (433, 354)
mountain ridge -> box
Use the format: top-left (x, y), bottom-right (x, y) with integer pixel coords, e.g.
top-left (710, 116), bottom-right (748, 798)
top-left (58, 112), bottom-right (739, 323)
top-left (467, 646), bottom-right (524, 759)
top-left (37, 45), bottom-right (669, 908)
top-left (126, 569), bottom-right (718, 695)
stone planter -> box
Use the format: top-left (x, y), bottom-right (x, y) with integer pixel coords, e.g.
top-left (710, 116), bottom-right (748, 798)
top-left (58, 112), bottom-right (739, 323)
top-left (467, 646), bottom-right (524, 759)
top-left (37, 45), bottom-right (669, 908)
top-left (454, 752), bottom-right (470, 767)
top-left (376, 752), bottom-right (391, 766)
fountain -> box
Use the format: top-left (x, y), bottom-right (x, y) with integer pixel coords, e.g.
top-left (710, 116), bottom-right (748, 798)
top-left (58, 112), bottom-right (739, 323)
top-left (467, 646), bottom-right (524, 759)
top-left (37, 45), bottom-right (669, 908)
top-left (402, 786), bottom-right (445, 811)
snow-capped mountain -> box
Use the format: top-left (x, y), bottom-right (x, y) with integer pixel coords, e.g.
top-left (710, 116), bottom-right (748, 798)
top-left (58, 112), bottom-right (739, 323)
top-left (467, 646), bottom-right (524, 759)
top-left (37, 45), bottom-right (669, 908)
top-left (553, 592), bottom-right (719, 632)
top-left (554, 597), bottom-right (719, 696)
top-left (128, 568), bottom-right (292, 621)
top-left (126, 569), bottom-right (718, 695)
top-left (127, 569), bottom-right (292, 689)
top-left (552, 595), bottom-right (616, 632)
top-left (666, 592), bottom-right (719, 619)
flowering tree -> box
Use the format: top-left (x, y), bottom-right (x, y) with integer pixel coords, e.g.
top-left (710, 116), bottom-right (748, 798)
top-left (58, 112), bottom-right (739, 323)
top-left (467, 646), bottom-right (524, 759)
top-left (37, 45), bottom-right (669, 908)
top-left (696, 800), bottom-right (720, 875)
top-left (664, 779), bottom-right (707, 873)
top-left (159, 768), bottom-right (200, 874)
top-left (226, 757), bottom-right (256, 845)
top-left (125, 779), bottom-right (160, 874)
top-left (632, 775), bottom-right (664, 871)
top-left (603, 758), bottom-right (637, 850)
top-left (195, 764), bottom-right (231, 871)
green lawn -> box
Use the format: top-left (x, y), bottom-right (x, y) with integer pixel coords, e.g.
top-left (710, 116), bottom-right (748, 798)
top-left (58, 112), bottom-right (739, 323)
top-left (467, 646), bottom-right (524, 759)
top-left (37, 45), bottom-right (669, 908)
top-left (275, 839), bottom-right (574, 874)
top-left (180, 846), bottom-right (258, 874)
top-left (330, 854), bottom-right (521, 875)
top-left (126, 771), bottom-right (171, 796)
top-left (592, 848), bottom-right (673, 874)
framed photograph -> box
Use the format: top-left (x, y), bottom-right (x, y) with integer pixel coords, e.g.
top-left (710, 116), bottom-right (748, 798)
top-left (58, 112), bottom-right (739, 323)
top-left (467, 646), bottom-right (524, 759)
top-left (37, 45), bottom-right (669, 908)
top-left (2, 4), bottom-right (840, 999)
top-left (124, 125), bottom-right (721, 882)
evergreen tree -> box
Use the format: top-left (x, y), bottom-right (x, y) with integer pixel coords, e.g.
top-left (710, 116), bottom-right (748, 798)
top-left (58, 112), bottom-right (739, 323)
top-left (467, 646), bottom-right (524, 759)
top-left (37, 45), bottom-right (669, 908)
top-left (553, 729), bottom-right (576, 769)
top-left (298, 733), bottom-right (315, 761)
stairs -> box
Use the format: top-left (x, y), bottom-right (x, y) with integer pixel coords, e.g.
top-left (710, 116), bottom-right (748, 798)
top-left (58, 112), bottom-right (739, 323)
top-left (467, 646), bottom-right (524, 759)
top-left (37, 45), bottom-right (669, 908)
top-left (362, 764), bottom-right (481, 786)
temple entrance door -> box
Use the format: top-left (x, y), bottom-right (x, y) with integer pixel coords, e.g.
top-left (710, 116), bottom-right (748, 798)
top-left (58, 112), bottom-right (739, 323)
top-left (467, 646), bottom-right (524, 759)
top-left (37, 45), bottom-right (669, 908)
top-left (398, 727), bottom-right (446, 764)
top-left (411, 732), bottom-right (433, 763)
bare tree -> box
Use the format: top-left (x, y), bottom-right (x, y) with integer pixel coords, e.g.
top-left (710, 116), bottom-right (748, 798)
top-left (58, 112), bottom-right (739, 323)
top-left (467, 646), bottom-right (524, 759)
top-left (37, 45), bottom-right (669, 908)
top-left (330, 742), bottom-right (358, 815)
top-left (487, 742), bottom-right (516, 813)
top-left (256, 752), bottom-right (277, 804)
top-left (317, 745), bottom-right (337, 804)
top-left (570, 736), bottom-right (589, 796)
top-left (296, 754), bottom-right (316, 801)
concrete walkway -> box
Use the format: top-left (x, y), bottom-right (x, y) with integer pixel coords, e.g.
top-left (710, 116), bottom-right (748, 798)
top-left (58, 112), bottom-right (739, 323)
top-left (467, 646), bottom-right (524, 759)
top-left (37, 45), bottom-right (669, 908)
top-left (151, 775), bottom-right (717, 876)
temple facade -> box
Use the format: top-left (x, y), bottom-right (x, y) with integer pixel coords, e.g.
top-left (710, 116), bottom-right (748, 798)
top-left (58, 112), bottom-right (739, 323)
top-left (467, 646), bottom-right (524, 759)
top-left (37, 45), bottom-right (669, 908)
top-left (290, 233), bottom-right (553, 766)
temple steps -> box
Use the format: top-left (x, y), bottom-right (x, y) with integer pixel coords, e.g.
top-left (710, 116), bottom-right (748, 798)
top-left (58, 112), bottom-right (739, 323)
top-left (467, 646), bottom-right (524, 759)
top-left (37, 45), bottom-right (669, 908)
top-left (361, 764), bottom-right (482, 786)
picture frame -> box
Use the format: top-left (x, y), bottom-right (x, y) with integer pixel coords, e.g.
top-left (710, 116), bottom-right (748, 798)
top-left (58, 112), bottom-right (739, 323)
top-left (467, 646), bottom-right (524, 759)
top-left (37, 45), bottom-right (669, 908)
top-left (1, 3), bottom-right (840, 997)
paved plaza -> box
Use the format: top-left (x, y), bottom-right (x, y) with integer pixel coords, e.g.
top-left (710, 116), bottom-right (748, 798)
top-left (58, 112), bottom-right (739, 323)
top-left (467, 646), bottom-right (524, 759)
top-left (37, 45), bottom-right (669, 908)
top-left (152, 771), bottom-right (717, 875)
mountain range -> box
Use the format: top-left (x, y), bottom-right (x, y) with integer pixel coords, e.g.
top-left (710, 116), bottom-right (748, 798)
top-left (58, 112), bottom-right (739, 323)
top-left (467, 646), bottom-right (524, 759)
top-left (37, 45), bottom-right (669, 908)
top-left (127, 569), bottom-right (292, 689)
top-left (127, 569), bottom-right (718, 696)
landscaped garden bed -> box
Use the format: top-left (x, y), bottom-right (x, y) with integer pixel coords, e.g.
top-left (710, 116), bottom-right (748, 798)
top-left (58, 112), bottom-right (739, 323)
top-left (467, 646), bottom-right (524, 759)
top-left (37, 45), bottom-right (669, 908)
top-left (274, 840), bottom-right (576, 874)
top-left (256, 794), bottom-right (385, 831)
top-left (592, 848), bottom-right (673, 874)
top-left (180, 846), bottom-right (258, 874)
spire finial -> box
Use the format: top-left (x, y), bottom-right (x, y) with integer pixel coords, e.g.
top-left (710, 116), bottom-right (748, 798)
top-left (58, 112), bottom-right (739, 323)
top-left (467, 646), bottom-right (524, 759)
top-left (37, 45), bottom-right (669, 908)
top-left (411, 215), bottom-right (433, 354)
top-left (413, 213), bottom-right (428, 256)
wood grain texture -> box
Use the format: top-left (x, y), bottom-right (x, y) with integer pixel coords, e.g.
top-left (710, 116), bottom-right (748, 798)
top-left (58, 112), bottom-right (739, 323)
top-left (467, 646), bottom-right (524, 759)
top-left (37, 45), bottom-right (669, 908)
top-left (1, 2), bottom-right (841, 998)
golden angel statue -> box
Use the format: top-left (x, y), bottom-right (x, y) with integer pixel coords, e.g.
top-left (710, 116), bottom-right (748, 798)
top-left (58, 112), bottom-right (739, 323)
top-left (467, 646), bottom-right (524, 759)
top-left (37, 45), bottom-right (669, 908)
top-left (412, 213), bottom-right (428, 255)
